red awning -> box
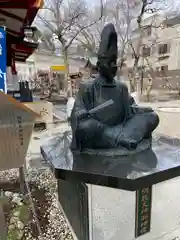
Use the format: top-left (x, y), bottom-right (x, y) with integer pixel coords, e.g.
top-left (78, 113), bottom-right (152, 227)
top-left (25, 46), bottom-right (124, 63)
top-left (0, 0), bottom-right (43, 8)
top-left (12, 41), bottom-right (38, 62)
top-left (0, 0), bottom-right (43, 37)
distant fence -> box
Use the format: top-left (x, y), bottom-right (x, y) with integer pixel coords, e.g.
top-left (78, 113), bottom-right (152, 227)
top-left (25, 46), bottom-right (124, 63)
top-left (124, 69), bottom-right (180, 91)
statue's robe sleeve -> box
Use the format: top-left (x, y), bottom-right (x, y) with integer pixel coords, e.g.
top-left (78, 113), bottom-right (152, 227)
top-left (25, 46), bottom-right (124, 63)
top-left (70, 82), bottom-right (104, 148)
top-left (102, 84), bottom-right (159, 149)
top-left (120, 86), bottom-right (159, 147)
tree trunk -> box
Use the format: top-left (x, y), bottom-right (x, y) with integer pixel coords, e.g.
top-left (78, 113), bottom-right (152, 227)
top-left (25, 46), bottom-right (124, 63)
top-left (48, 70), bottom-right (52, 99)
top-left (62, 46), bottom-right (71, 97)
top-left (19, 166), bottom-right (26, 194)
top-left (131, 4), bottom-right (146, 98)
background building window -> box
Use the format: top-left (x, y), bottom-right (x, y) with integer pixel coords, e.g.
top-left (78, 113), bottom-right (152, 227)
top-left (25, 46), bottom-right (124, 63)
top-left (158, 44), bottom-right (170, 54)
top-left (144, 26), bottom-right (152, 37)
top-left (156, 67), bottom-right (160, 72)
top-left (161, 65), bottom-right (168, 72)
top-left (142, 46), bottom-right (151, 57)
top-left (156, 65), bottom-right (168, 72)
top-left (151, 46), bottom-right (156, 55)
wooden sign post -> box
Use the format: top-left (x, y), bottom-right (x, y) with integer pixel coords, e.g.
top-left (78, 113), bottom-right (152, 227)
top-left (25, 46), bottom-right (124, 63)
top-left (0, 92), bottom-right (39, 171)
top-left (0, 198), bottom-right (7, 240)
top-left (0, 92), bottom-right (39, 238)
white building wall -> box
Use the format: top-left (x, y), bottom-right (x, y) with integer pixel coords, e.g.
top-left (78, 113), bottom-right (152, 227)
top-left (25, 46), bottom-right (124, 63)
top-left (126, 16), bottom-right (180, 71)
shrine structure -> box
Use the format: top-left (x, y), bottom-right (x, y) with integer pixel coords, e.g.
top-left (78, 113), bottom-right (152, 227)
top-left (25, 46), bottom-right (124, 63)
top-left (0, 0), bottom-right (53, 129)
top-left (0, 0), bottom-right (43, 93)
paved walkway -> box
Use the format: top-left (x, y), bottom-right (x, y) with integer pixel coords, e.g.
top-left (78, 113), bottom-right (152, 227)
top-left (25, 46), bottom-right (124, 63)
top-left (27, 122), bottom-right (70, 169)
top-left (139, 100), bottom-right (180, 138)
top-left (154, 110), bottom-right (180, 138)
top-left (140, 99), bottom-right (180, 109)
top-left (53, 105), bottom-right (67, 121)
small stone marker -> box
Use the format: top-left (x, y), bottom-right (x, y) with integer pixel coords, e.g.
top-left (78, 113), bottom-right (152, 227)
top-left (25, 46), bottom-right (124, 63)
top-left (0, 196), bottom-right (7, 240)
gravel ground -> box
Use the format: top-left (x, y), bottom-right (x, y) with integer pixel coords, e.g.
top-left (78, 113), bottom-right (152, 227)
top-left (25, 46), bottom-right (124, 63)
top-left (0, 168), bottom-right (74, 240)
top-left (28, 123), bottom-right (72, 239)
top-left (0, 122), bottom-right (72, 240)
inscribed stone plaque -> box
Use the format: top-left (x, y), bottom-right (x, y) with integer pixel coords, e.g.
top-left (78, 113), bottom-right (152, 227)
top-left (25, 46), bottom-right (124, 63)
top-left (0, 92), bottom-right (38, 170)
top-left (135, 187), bottom-right (152, 238)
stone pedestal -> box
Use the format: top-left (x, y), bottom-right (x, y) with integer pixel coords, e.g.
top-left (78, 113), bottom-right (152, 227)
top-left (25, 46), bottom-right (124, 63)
top-left (56, 177), bottom-right (180, 240)
top-left (41, 133), bottom-right (180, 240)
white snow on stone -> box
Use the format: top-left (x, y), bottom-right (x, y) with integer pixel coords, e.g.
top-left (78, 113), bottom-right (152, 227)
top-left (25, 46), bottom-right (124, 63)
top-left (66, 97), bottom-right (75, 118)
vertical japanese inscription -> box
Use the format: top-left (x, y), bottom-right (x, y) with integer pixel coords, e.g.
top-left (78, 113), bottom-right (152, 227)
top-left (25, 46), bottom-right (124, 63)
top-left (135, 187), bottom-right (152, 238)
top-left (17, 116), bottom-right (24, 146)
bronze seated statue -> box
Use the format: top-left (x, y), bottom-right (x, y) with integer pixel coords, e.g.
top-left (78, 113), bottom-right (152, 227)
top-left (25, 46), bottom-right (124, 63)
top-left (70, 23), bottom-right (159, 151)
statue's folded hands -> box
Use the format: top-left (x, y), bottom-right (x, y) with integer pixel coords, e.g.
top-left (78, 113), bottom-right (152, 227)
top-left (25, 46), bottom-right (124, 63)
top-left (77, 118), bottom-right (105, 140)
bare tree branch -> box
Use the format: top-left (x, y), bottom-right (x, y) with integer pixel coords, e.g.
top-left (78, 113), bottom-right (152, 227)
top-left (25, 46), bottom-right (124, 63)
top-left (35, 0), bottom-right (103, 93)
top-left (76, 0), bottom-right (133, 61)
top-left (65, 0), bottom-right (103, 49)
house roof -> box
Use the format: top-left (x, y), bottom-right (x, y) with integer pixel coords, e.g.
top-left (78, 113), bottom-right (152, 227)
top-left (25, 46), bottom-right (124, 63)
top-left (12, 40), bottom-right (38, 62)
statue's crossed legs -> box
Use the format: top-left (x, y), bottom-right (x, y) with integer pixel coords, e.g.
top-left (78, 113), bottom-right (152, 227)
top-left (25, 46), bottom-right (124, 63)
top-left (102, 112), bottom-right (159, 149)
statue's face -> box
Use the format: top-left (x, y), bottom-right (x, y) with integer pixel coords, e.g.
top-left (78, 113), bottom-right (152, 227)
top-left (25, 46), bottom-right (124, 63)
top-left (109, 61), bottom-right (117, 78)
top-left (99, 60), bottom-right (117, 82)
